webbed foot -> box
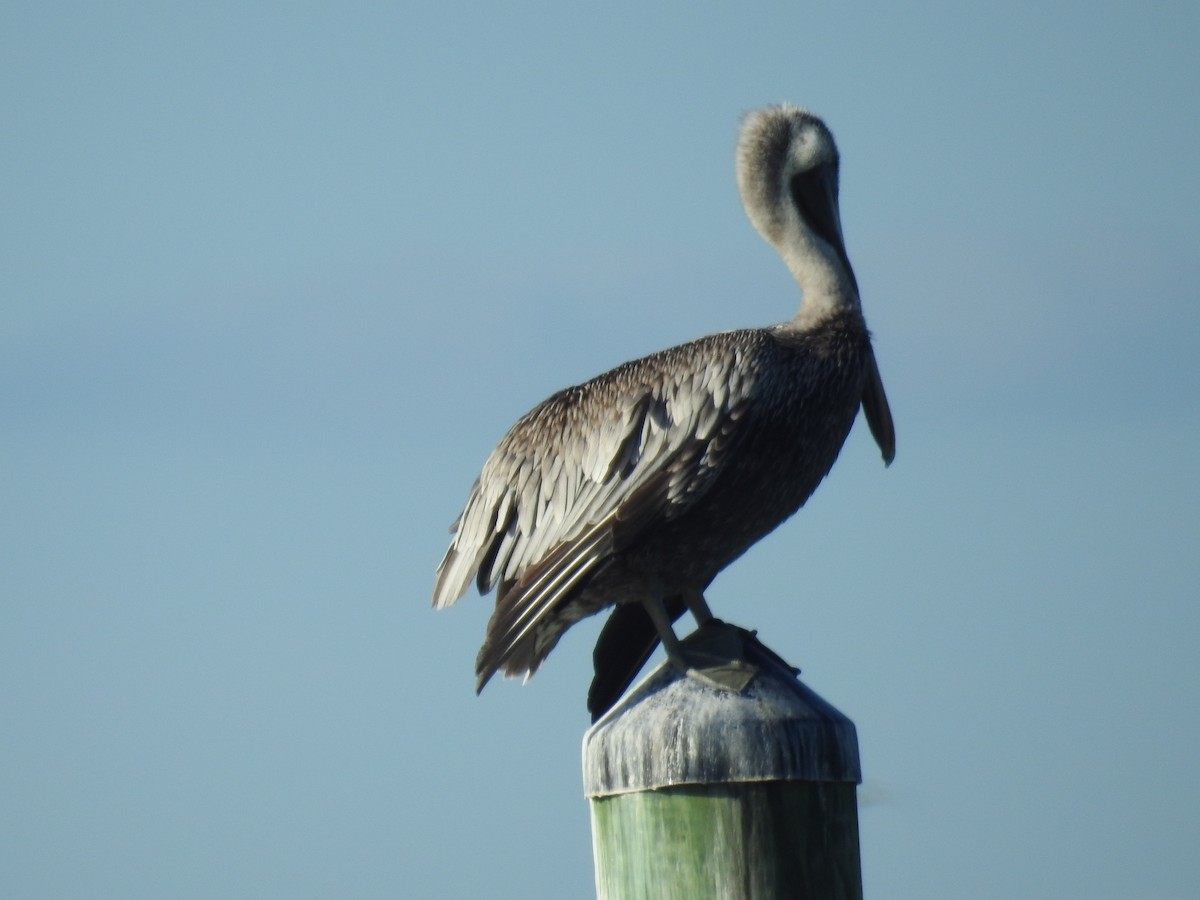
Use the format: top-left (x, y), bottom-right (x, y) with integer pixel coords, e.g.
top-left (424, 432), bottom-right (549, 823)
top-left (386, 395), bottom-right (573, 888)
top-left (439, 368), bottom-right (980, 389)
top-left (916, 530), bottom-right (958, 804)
top-left (669, 619), bottom-right (760, 693)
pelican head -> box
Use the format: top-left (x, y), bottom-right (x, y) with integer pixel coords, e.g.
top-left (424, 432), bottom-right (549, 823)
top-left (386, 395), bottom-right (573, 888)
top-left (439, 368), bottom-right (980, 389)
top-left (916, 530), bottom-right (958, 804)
top-left (736, 105), bottom-right (859, 321)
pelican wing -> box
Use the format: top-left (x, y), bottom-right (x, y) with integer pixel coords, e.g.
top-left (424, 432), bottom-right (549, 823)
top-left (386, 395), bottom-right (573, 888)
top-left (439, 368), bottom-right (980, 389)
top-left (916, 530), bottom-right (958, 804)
top-left (432, 334), bottom-right (764, 677)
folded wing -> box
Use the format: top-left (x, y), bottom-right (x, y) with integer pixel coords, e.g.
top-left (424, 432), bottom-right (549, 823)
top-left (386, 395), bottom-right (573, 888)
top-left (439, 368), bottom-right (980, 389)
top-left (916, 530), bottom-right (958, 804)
top-left (432, 336), bottom-right (763, 686)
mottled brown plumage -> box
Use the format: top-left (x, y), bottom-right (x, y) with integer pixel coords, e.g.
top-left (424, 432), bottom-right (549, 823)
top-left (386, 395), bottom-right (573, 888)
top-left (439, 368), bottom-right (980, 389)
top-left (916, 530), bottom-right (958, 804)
top-left (433, 106), bottom-right (895, 719)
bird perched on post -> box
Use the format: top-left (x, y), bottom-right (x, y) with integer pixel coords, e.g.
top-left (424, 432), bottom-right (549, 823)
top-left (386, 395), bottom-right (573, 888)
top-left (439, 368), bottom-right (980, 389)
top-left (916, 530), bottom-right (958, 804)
top-left (433, 105), bottom-right (895, 721)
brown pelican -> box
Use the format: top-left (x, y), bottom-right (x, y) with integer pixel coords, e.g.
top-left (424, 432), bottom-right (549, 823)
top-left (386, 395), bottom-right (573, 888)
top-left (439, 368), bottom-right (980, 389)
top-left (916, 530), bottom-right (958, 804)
top-left (433, 105), bottom-right (895, 720)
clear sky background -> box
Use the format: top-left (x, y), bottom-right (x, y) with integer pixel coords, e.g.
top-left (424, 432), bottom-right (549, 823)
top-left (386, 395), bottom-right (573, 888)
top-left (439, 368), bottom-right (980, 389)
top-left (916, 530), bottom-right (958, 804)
top-left (3, 3), bottom-right (1198, 898)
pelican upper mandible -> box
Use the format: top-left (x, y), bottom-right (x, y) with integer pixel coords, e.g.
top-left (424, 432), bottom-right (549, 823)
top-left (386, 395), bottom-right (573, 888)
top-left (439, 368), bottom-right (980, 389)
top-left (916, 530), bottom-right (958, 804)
top-left (433, 105), bottom-right (895, 721)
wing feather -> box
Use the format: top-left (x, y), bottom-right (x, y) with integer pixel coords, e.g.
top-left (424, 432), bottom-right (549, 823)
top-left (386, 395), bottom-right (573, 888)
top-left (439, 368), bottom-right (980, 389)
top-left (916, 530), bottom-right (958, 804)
top-left (432, 332), bottom-right (769, 677)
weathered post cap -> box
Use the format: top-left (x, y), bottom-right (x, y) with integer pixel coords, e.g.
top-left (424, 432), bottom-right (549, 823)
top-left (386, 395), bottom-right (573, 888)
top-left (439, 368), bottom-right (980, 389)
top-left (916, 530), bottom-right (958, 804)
top-left (583, 624), bottom-right (860, 797)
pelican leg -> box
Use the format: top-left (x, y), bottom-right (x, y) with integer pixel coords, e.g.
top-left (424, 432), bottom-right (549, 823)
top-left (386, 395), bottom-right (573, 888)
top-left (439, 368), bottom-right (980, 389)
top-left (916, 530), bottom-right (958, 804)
top-left (641, 590), bottom-right (757, 694)
top-left (640, 590), bottom-right (692, 667)
top-left (682, 588), bottom-right (715, 625)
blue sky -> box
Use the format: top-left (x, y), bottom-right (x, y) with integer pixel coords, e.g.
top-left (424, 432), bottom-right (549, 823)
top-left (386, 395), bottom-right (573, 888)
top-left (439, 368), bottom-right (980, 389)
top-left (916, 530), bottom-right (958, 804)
top-left (3, 3), bottom-right (1198, 898)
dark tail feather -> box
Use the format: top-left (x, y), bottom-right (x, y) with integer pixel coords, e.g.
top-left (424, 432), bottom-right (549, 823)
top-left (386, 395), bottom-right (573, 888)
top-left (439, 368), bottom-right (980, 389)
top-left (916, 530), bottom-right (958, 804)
top-left (587, 595), bottom-right (686, 722)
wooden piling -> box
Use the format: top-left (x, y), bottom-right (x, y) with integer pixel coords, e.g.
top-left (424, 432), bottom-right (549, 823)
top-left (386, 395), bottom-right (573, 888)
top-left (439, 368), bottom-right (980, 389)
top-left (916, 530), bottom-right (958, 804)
top-left (583, 626), bottom-right (862, 900)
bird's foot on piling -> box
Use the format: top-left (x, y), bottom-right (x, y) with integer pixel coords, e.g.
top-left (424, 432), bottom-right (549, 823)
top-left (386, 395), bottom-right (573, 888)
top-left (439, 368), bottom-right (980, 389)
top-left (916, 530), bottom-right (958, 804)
top-left (682, 659), bottom-right (758, 693)
top-left (670, 620), bottom-right (760, 693)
